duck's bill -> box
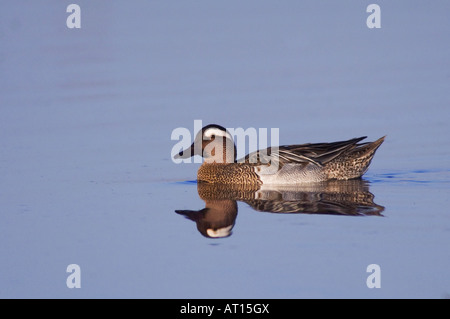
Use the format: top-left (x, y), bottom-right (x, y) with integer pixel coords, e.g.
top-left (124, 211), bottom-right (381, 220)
top-left (174, 143), bottom-right (196, 159)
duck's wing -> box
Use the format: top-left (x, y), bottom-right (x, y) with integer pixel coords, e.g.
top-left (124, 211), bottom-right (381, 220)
top-left (241, 137), bottom-right (367, 167)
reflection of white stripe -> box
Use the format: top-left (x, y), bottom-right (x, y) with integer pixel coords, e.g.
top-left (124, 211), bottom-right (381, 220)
top-left (204, 128), bottom-right (232, 140)
top-left (206, 225), bottom-right (233, 238)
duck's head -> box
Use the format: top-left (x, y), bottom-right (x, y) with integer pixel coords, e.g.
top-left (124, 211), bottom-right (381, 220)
top-left (175, 124), bottom-right (236, 164)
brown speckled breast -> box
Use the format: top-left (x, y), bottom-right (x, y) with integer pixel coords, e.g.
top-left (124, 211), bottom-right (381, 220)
top-left (197, 182), bottom-right (260, 201)
top-left (197, 163), bottom-right (262, 185)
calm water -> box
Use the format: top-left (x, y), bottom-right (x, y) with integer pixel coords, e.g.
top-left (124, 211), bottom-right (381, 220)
top-left (1, 1), bottom-right (450, 298)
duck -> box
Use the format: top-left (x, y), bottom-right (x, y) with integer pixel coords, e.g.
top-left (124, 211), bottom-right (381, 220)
top-left (174, 124), bottom-right (385, 185)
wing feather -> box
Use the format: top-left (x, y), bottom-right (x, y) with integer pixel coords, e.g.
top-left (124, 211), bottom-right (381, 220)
top-left (240, 137), bottom-right (367, 167)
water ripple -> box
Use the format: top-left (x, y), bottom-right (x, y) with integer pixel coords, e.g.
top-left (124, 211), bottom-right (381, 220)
top-left (367, 168), bottom-right (450, 185)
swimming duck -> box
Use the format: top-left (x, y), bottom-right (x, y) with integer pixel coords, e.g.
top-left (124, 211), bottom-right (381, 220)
top-left (175, 124), bottom-right (385, 185)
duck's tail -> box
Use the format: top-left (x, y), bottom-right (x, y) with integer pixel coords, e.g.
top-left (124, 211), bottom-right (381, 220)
top-left (355, 136), bottom-right (386, 156)
top-left (326, 136), bottom-right (385, 180)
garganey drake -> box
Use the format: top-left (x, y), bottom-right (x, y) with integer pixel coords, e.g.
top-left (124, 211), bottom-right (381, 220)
top-left (175, 124), bottom-right (385, 185)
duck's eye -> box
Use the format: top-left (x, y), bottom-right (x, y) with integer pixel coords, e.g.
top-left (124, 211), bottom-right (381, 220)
top-left (210, 134), bottom-right (215, 138)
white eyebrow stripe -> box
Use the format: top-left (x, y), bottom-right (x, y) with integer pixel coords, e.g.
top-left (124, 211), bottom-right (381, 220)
top-left (206, 225), bottom-right (233, 238)
top-left (203, 127), bottom-right (232, 140)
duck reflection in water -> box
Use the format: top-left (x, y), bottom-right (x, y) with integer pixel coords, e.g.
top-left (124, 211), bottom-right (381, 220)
top-left (175, 179), bottom-right (384, 238)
